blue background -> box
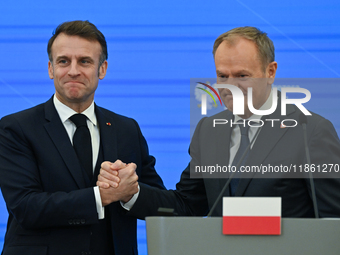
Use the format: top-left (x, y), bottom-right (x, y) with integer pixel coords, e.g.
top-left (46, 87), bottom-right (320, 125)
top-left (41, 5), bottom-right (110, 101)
top-left (0, 0), bottom-right (339, 254)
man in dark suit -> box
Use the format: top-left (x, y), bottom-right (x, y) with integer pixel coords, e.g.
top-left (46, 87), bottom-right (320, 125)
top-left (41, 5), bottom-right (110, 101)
top-left (0, 20), bottom-right (165, 255)
top-left (98, 26), bottom-right (340, 218)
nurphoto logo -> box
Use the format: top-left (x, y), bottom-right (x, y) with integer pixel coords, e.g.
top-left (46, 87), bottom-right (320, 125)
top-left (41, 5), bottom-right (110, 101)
top-left (197, 82), bottom-right (311, 116)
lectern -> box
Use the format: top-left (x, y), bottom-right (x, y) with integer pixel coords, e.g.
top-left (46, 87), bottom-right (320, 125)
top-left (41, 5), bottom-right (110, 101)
top-left (146, 217), bottom-right (340, 255)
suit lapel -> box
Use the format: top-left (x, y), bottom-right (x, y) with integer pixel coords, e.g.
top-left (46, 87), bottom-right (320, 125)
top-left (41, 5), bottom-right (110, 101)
top-left (235, 98), bottom-right (296, 196)
top-left (43, 98), bottom-right (86, 189)
top-left (216, 111), bottom-right (233, 197)
top-left (95, 106), bottom-right (118, 163)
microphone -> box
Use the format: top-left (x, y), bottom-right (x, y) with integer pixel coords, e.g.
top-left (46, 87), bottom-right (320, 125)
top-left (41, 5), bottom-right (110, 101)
top-left (299, 114), bottom-right (319, 218)
top-left (207, 121), bottom-right (263, 217)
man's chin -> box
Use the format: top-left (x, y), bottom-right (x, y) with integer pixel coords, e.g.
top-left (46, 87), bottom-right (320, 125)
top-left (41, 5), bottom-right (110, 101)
top-left (64, 91), bottom-right (86, 103)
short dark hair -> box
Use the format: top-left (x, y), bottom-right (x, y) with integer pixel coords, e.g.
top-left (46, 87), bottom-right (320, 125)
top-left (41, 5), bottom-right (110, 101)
top-left (47, 20), bottom-right (108, 65)
top-left (213, 26), bottom-right (275, 71)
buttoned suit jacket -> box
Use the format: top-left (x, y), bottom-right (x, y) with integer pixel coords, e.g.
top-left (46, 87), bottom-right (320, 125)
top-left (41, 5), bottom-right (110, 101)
top-left (130, 101), bottom-right (340, 218)
top-left (0, 97), bottom-right (165, 255)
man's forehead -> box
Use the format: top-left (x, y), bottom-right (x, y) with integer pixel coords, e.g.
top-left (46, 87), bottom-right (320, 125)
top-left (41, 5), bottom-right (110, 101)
top-left (51, 33), bottom-right (101, 57)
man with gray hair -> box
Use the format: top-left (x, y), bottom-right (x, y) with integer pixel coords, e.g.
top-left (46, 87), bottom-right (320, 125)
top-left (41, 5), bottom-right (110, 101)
top-left (99, 26), bottom-right (340, 218)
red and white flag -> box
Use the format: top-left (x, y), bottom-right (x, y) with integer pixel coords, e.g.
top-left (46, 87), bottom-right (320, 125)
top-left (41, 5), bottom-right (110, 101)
top-left (223, 197), bottom-right (281, 235)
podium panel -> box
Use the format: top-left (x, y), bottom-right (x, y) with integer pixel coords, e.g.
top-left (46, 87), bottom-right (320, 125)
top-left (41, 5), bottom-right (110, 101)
top-left (146, 217), bottom-right (340, 255)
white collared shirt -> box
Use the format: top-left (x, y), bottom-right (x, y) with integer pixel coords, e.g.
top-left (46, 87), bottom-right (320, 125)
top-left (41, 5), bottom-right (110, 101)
top-left (53, 95), bottom-right (100, 169)
top-left (229, 89), bottom-right (275, 165)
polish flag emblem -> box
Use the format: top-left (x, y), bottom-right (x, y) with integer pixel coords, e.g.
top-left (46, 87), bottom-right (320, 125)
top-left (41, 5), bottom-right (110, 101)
top-left (223, 197), bottom-right (281, 235)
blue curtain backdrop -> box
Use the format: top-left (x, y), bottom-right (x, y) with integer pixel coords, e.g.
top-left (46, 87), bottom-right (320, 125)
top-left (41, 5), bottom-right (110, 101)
top-left (0, 0), bottom-right (339, 254)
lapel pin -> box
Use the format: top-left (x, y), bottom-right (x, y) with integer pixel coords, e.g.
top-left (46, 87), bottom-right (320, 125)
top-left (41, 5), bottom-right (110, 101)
top-left (106, 122), bottom-right (111, 126)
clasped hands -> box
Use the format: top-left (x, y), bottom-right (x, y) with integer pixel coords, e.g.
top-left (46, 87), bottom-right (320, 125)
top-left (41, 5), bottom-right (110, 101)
top-left (97, 160), bottom-right (139, 206)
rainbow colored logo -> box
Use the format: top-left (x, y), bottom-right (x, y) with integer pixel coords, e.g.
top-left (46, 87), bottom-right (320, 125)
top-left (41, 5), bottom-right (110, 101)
top-left (196, 82), bottom-right (223, 107)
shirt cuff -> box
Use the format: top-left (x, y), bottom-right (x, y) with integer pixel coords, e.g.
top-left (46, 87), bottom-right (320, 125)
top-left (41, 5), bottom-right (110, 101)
top-left (120, 185), bottom-right (140, 211)
top-left (94, 186), bottom-right (105, 219)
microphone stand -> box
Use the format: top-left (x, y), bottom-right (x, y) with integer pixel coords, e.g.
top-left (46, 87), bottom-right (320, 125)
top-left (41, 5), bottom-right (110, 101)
top-left (207, 124), bottom-right (263, 217)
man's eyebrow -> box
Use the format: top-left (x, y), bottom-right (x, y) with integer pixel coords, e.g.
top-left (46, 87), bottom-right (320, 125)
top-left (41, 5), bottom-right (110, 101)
top-left (55, 55), bottom-right (95, 62)
top-left (55, 55), bottom-right (69, 61)
top-left (79, 56), bottom-right (94, 62)
top-left (216, 70), bottom-right (227, 76)
top-left (234, 69), bottom-right (250, 75)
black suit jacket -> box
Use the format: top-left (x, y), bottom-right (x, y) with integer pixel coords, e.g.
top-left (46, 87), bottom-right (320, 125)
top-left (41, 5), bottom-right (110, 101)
top-left (130, 103), bottom-right (340, 218)
top-left (0, 97), bottom-right (165, 255)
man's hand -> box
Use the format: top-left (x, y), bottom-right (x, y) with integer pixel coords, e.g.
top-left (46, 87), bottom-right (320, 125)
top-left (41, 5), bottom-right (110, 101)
top-left (97, 160), bottom-right (139, 206)
top-left (97, 160), bottom-right (125, 188)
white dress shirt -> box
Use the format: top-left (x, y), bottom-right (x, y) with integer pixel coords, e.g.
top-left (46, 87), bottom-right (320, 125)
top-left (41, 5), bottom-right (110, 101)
top-left (229, 90), bottom-right (275, 165)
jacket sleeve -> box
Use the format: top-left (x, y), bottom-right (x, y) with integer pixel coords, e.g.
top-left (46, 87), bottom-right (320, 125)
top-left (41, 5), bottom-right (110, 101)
top-left (129, 117), bottom-right (209, 219)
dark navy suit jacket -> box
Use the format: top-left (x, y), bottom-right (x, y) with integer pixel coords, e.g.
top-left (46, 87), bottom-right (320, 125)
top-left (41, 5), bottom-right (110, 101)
top-left (130, 102), bottom-right (340, 218)
top-left (0, 97), bottom-right (165, 255)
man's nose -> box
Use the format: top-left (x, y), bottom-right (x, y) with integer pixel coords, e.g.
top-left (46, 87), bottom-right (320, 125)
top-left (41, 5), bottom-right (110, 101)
top-left (68, 62), bottom-right (80, 76)
top-left (224, 77), bottom-right (239, 85)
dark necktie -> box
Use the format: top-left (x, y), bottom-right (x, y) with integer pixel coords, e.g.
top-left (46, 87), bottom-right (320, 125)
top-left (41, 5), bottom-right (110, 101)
top-left (69, 114), bottom-right (93, 180)
top-left (230, 122), bottom-right (250, 196)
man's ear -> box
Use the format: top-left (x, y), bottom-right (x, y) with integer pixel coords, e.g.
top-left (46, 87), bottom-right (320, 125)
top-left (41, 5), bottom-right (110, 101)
top-left (98, 60), bottom-right (108, 80)
top-left (266, 61), bottom-right (277, 84)
top-left (48, 61), bottom-right (54, 79)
